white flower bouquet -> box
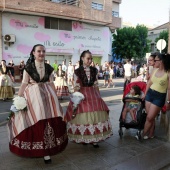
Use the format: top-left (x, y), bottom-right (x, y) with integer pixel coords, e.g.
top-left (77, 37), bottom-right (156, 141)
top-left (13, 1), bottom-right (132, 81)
top-left (70, 92), bottom-right (85, 119)
top-left (7, 96), bottom-right (27, 120)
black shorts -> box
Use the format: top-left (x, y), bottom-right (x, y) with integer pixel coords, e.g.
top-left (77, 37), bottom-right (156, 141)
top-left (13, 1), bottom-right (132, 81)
top-left (145, 88), bottom-right (166, 108)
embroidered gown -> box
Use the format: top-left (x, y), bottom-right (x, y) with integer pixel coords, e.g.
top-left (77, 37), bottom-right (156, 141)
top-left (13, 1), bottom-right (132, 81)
top-left (54, 70), bottom-right (70, 97)
top-left (0, 66), bottom-right (13, 99)
top-left (65, 66), bottom-right (113, 143)
top-left (7, 61), bottom-right (68, 157)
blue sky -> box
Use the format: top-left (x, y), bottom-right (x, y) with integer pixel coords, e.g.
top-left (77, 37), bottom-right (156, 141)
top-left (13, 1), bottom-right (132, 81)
top-left (120, 0), bottom-right (170, 27)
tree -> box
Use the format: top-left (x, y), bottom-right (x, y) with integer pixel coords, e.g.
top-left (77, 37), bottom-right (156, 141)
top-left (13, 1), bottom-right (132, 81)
top-left (112, 25), bottom-right (150, 60)
top-left (135, 25), bottom-right (150, 58)
top-left (155, 30), bottom-right (169, 53)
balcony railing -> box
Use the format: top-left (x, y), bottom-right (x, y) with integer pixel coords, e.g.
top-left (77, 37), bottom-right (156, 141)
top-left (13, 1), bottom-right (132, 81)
top-left (112, 11), bottom-right (119, 17)
top-left (51, 0), bottom-right (79, 6)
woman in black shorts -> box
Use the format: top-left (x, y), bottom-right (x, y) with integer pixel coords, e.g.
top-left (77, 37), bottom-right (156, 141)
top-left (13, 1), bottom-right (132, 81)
top-left (136, 53), bottom-right (170, 140)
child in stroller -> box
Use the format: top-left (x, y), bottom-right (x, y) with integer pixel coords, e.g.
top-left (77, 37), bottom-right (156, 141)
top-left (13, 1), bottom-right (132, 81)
top-left (119, 82), bottom-right (146, 138)
top-left (121, 85), bottom-right (141, 124)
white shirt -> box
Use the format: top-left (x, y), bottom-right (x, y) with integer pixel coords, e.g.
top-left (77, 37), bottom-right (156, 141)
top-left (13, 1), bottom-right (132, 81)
top-left (62, 65), bottom-right (67, 72)
top-left (139, 67), bottom-right (144, 75)
top-left (124, 63), bottom-right (132, 77)
top-left (68, 65), bottom-right (74, 75)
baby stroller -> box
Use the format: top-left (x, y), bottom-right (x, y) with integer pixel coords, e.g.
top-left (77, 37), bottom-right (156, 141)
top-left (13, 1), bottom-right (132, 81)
top-left (119, 81), bottom-right (147, 138)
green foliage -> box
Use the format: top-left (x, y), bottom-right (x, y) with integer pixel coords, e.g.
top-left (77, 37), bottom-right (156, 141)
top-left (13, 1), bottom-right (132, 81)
top-left (112, 25), bottom-right (150, 60)
top-left (155, 30), bottom-right (169, 53)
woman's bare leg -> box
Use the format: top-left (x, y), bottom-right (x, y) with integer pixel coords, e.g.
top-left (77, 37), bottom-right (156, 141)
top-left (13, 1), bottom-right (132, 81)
top-left (148, 121), bottom-right (155, 138)
top-left (145, 101), bottom-right (151, 114)
top-left (143, 104), bottom-right (161, 137)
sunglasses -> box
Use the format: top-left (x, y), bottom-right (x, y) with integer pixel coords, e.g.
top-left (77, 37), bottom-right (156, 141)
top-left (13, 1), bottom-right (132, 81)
top-left (154, 59), bottom-right (160, 62)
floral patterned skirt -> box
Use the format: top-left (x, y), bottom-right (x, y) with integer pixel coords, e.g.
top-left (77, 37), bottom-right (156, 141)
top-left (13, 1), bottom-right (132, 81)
top-left (9, 117), bottom-right (68, 157)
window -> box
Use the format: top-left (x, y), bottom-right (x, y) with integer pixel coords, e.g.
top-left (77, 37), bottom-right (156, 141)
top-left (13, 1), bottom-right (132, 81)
top-left (51, 0), bottom-right (79, 6)
top-left (59, 19), bottom-right (72, 31)
top-left (45, 17), bottom-right (72, 31)
top-left (92, 2), bottom-right (103, 10)
top-left (51, 18), bottom-right (58, 29)
top-left (112, 11), bottom-right (119, 17)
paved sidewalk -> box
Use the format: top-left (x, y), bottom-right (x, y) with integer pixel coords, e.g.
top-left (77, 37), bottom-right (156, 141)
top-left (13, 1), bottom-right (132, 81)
top-left (1, 104), bottom-right (170, 170)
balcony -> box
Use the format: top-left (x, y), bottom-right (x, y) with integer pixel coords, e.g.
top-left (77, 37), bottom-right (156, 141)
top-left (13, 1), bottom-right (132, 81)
top-left (109, 16), bottom-right (122, 30)
top-left (50, 0), bottom-right (79, 6)
top-left (112, 0), bottom-right (122, 3)
top-left (0, 0), bottom-right (123, 29)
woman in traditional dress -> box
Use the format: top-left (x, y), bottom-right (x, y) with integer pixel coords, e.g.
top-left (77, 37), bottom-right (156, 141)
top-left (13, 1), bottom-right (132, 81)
top-left (65, 50), bottom-right (113, 148)
top-left (54, 64), bottom-right (70, 99)
top-left (0, 60), bottom-right (14, 100)
top-left (7, 44), bottom-right (68, 164)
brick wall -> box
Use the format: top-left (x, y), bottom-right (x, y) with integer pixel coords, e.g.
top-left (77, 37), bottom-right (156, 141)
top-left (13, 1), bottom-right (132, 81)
top-left (0, 0), bottom-right (121, 28)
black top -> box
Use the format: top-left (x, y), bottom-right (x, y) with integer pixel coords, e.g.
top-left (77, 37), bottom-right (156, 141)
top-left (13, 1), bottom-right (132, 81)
top-left (19, 64), bottom-right (25, 74)
top-left (25, 62), bottom-right (54, 83)
top-left (0, 66), bottom-right (10, 75)
top-left (74, 66), bottom-right (97, 87)
top-left (8, 63), bottom-right (14, 72)
top-left (56, 70), bottom-right (65, 77)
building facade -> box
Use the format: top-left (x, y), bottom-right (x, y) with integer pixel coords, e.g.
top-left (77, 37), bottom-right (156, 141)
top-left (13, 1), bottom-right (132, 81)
top-left (148, 22), bottom-right (169, 53)
top-left (0, 0), bottom-right (122, 66)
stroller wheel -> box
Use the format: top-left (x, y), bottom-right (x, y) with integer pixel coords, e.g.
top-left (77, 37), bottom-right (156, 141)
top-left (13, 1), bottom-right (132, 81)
top-left (118, 129), bottom-right (123, 138)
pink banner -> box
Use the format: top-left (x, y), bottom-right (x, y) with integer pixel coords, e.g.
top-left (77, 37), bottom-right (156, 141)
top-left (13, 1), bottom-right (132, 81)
top-left (79, 49), bottom-right (104, 55)
top-left (46, 48), bottom-right (74, 54)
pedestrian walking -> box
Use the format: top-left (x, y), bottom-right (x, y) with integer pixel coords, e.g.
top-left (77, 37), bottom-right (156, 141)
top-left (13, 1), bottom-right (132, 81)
top-left (65, 50), bottom-right (112, 148)
top-left (123, 59), bottom-right (132, 90)
top-left (8, 60), bottom-right (15, 82)
top-left (0, 60), bottom-right (14, 100)
top-left (103, 67), bottom-right (110, 87)
top-left (62, 60), bottom-right (67, 72)
top-left (108, 65), bottom-right (115, 88)
top-left (54, 64), bottom-right (70, 99)
top-left (7, 44), bottom-right (68, 163)
top-left (67, 61), bottom-right (74, 89)
top-left (18, 60), bottom-right (25, 80)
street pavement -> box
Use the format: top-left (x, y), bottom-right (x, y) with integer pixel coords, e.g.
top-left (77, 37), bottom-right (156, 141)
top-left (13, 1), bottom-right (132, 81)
top-left (0, 79), bottom-right (170, 170)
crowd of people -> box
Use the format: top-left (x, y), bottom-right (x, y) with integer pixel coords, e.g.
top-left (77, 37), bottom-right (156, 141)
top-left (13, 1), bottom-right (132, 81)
top-left (0, 44), bottom-right (170, 164)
